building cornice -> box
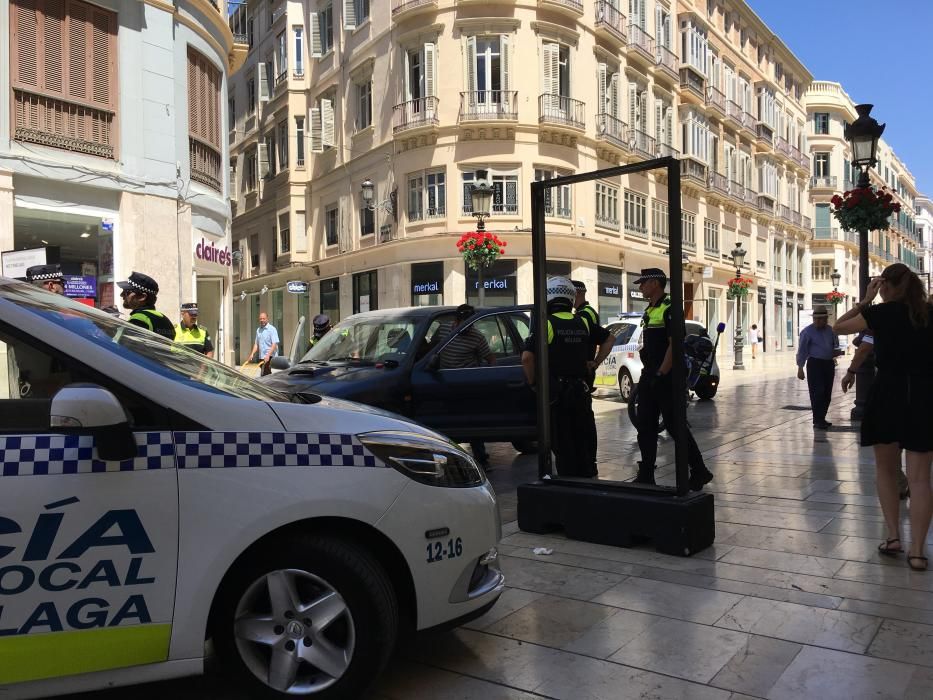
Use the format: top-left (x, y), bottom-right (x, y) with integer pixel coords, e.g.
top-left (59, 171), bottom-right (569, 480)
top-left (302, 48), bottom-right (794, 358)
top-left (453, 17), bottom-right (522, 34)
top-left (530, 20), bottom-right (580, 47)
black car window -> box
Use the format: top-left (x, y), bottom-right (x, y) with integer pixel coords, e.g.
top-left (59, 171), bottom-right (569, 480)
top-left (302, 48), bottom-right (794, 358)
top-left (471, 315), bottom-right (517, 362)
top-left (415, 312), bottom-right (457, 360)
top-left (510, 312), bottom-right (531, 342)
top-left (613, 323), bottom-right (637, 346)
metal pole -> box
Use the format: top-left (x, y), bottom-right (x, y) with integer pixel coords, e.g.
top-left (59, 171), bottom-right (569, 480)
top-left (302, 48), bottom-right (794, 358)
top-left (733, 275), bottom-right (745, 370)
top-left (666, 161), bottom-right (689, 497)
top-left (851, 167), bottom-right (874, 420)
top-left (476, 215), bottom-right (487, 306)
top-left (531, 183), bottom-right (552, 479)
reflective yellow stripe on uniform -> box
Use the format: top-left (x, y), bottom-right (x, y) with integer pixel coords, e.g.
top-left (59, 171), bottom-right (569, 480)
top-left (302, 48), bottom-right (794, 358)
top-left (642, 296), bottom-right (672, 328)
top-left (546, 311), bottom-right (589, 344)
top-left (129, 309), bottom-right (168, 332)
top-left (579, 305), bottom-right (598, 327)
top-left (0, 623), bottom-right (171, 685)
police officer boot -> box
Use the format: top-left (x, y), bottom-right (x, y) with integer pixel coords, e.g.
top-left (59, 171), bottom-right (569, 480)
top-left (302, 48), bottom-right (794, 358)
top-left (634, 462), bottom-right (656, 485)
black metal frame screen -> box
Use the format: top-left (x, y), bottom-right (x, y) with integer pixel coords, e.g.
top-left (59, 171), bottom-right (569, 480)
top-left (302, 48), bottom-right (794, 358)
top-left (531, 157), bottom-right (690, 496)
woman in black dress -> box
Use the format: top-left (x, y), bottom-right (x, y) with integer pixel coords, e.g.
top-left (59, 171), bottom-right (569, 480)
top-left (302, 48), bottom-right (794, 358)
top-left (835, 263), bottom-right (933, 571)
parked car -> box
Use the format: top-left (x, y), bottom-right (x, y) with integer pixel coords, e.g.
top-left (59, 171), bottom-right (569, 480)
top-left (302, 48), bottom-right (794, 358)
top-left (263, 306), bottom-right (539, 453)
top-left (595, 315), bottom-right (721, 402)
top-left (0, 280), bottom-right (504, 699)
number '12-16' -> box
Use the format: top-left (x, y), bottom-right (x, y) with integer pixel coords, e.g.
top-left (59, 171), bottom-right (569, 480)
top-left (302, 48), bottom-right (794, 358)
top-left (426, 537), bottom-right (463, 563)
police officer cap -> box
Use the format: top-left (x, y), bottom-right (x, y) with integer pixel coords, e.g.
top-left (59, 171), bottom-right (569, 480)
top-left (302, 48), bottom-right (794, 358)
top-left (26, 264), bottom-right (64, 284)
top-left (634, 268), bottom-right (668, 285)
top-left (117, 271), bottom-right (159, 296)
top-left (571, 280), bottom-right (586, 292)
top-left (181, 302), bottom-right (198, 315)
top-left (455, 304), bottom-right (475, 321)
top-left (312, 313), bottom-right (331, 329)
top-left (546, 277), bottom-right (576, 304)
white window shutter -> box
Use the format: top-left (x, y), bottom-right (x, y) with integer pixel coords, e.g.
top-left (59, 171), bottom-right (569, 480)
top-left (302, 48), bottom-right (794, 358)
top-left (310, 107), bottom-right (323, 153)
top-left (500, 34), bottom-right (510, 92)
top-left (609, 73), bottom-right (620, 119)
top-left (258, 63), bottom-right (270, 103)
top-left (639, 90), bottom-right (647, 132)
top-left (640, 0), bottom-right (646, 29)
top-left (465, 36), bottom-right (477, 95)
top-left (628, 83), bottom-right (636, 131)
top-left (229, 163), bottom-right (238, 201)
top-left (665, 106), bottom-right (673, 146)
top-left (321, 98), bottom-right (335, 147)
top-left (310, 13), bottom-right (322, 57)
top-left (597, 63), bottom-right (607, 115)
top-left (344, 0), bottom-right (356, 30)
top-left (423, 43), bottom-right (436, 98)
top-left (542, 42), bottom-right (558, 95)
top-left (655, 100), bottom-right (662, 143)
top-left (258, 143), bottom-right (269, 179)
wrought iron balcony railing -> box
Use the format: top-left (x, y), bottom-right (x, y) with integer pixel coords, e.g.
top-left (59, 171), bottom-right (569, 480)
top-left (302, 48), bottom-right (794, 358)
top-left (594, 0), bottom-right (626, 43)
top-left (13, 88), bottom-right (116, 159)
top-left (709, 171), bottom-right (729, 195)
top-left (189, 137), bottom-right (222, 191)
top-left (596, 113), bottom-right (629, 150)
top-left (539, 94), bottom-right (585, 129)
top-left (810, 176), bottom-right (837, 189)
top-left (459, 91), bottom-right (518, 121)
top-left (705, 85), bottom-right (726, 114)
top-left (655, 44), bottom-right (678, 77)
top-left (755, 123), bottom-right (773, 145)
top-left (393, 97), bottom-right (439, 133)
top-left (627, 128), bottom-right (656, 158)
top-left (627, 24), bottom-right (655, 61)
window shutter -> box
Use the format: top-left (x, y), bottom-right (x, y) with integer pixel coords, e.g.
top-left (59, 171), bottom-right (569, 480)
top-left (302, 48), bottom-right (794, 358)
top-left (258, 62), bottom-right (270, 102)
top-left (542, 42), bottom-right (558, 96)
top-left (68, 0), bottom-right (89, 102)
top-left (344, 0), bottom-right (356, 30)
top-left (465, 36), bottom-right (477, 95)
top-left (321, 98), bottom-right (335, 147)
top-left (609, 72), bottom-right (620, 119)
top-left (597, 63), bottom-right (607, 115)
top-left (310, 13), bottom-right (322, 57)
top-left (229, 162), bottom-right (238, 201)
top-left (665, 106), bottom-right (673, 146)
top-left (654, 98), bottom-right (662, 143)
top-left (500, 34), bottom-right (510, 92)
top-left (89, 7), bottom-right (113, 107)
top-left (12, 0), bottom-right (41, 89)
top-left (639, 90), bottom-right (647, 132)
top-left (423, 43), bottom-right (436, 98)
top-left (258, 142), bottom-right (269, 179)
top-left (639, 0), bottom-right (646, 29)
top-left (44, 0), bottom-right (65, 94)
top-left (310, 106), bottom-right (323, 152)
top-left (628, 82), bottom-right (636, 131)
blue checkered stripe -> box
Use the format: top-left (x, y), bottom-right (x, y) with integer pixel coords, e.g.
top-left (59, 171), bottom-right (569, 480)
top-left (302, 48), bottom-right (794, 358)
top-left (0, 432), bottom-right (175, 477)
top-left (174, 432), bottom-right (382, 469)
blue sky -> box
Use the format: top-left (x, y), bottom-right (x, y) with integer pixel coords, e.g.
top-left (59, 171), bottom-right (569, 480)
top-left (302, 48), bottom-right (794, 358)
top-left (747, 0), bottom-right (933, 197)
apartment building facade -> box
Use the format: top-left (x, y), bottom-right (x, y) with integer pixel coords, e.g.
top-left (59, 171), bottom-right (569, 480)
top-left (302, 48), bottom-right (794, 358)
top-left (229, 0), bottom-right (815, 361)
top-left (803, 81), bottom-right (923, 317)
top-left (0, 0), bottom-right (244, 360)
top-left (916, 196), bottom-right (932, 293)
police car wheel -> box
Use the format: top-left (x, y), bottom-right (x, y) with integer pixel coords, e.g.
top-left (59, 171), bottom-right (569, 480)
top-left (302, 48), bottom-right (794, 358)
top-left (213, 534), bottom-right (398, 698)
top-left (618, 369), bottom-right (634, 403)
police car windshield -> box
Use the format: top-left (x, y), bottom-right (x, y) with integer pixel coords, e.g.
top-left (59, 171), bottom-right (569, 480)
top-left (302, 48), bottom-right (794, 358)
top-left (3, 282), bottom-right (290, 403)
top-left (299, 314), bottom-right (420, 365)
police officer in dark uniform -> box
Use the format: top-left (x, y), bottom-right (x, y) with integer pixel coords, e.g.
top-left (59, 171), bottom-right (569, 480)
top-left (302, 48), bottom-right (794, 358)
top-left (25, 264), bottom-right (66, 294)
top-left (310, 314), bottom-right (332, 347)
top-left (633, 268), bottom-right (713, 489)
top-left (572, 279), bottom-right (602, 391)
top-left (522, 277), bottom-right (614, 477)
top-left (117, 271), bottom-right (176, 340)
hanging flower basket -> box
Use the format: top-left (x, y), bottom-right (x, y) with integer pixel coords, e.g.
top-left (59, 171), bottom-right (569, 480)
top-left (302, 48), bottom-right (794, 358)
top-left (830, 186), bottom-right (900, 232)
top-left (456, 232), bottom-right (507, 271)
top-left (726, 276), bottom-right (754, 299)
top-left (826, 290), bottom-right (847, 305)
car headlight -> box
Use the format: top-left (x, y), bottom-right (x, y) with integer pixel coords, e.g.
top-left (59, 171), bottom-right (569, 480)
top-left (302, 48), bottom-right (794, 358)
top-left (358, 431), bottom-right (485, 488)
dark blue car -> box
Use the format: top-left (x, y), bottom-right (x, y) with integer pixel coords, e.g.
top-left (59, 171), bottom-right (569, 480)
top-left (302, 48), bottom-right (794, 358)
top-left (261, 305), bottom-right (538, 451)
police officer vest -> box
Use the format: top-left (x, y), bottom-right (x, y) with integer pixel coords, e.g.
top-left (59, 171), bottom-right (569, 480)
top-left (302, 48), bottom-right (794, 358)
top-left (639, 295), bottom-right (672, 370)
top-left (546, 311), bottom-right (591, 379)
top-left (129, 308), bottom-right (176, 340)
top-left (175, 324), bottom-right (211, 354)
top-left (576, 302), bottom-right (599, 328)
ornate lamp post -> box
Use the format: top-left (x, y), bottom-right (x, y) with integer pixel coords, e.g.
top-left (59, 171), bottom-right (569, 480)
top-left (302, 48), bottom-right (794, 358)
top-left (730, 241), bottom-right (747, 370)
top-left (830, 268), bottom-right (841, 290)
top-left (843, 104), bottom-right (885, 419)
top-left (469, 174), bottom-right (494, 304)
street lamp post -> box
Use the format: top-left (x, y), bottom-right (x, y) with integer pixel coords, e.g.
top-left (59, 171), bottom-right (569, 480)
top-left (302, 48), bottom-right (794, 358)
top-left (469, 174), bottom-right (494, 305)
top-left (843, 104), bottom-right (885, 420)
top-left (730, 241), bottom-right (747, 370)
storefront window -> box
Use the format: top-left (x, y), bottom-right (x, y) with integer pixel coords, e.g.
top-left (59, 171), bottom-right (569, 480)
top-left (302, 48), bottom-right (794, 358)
top-left (626, 272), bottom-right (648, 314)
top-left (707, 288), bottom-right (721, 333)
top-left (411, 261), bottom-right (443, 306)
top-left (298, 293), bottom-right (310, 341)
top-left (320, 278), bottom-right (340, 323)
top-left (353, 270), bottom-right (378, 314)
top-left (786, 301), bottom-right (794, 347)
top-left (270, 289), bottom-right (285, 354)
top-left (597, 266), bottom-right (622, 320)
top-left (466, 259), bottom-right (517, 308)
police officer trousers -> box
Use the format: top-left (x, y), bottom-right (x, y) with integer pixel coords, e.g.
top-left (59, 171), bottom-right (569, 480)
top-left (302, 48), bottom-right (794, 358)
top-left (551, 378), bottom-right (598, 478)
top-left (636, 374), bottom-right (707, 474)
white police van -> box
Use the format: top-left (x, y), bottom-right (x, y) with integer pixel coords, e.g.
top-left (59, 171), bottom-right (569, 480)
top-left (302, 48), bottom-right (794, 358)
top-left (0, 279), bottom-right (503, 699)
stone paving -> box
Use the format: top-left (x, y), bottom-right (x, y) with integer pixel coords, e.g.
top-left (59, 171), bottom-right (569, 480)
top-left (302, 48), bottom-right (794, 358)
top-left (72, 353), bottom-right (933, 700)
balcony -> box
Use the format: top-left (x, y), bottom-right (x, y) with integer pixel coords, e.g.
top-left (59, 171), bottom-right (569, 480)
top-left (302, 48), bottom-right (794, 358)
top-left (13, 89), bottom-right (116, 159)
top-left (537, 0), bottom-right (584, 16)
top-left (758, 195), bottom-right (776, 215)
top-left (709, 171), bottom-right (729, 197)
top-left (189, 138), bottom-right (222, 191)
top-left (755, 123), bottom-right (773, 147)
top-left (810, 175), bottom-right (837, 190)
top-left (539, 94), bottom-right (585, 130)
top-left (595, 113), bottom-right (630, 153)
top-left (392, 0), bottom-right (436, 18)
top-left (594, 0), bottom-right (626, 44)
top-left (655, 45), bottom-right (678, 80)
top-left (802, 215), bottom-right (811, 229)
top-left (741, 111), bottom-right (756, 137)
top-left (627, 24), bottom-right (655, 64)
top-left (775, 135), bottom-right (791, 157)
top-left (459, 91), bottom-right (518, 122)
top-left (743, 187), bottom-right (757, 209)
top-left (790, 210), bottom-right (802, 227)
top-left (725, 100), bottom-right (743, 128)
top-left (681, 158), bottom-right (707, 187)
top-left (393, 97), bottom-right (439, 134)
top-left (705, 86), bottom-right (726, 116)
top-left (628, 128), bottom-right (656, 159)
top-left (778, 204), bottom-right (793, 223)
top-left (625, 221), bottom-right (649, 240)
top-left (657, 142), bottom-right (679, 158)
top-left (679, 68), bottom-right (705, 104)
top-left (729, 180), bottom-right (744, 204)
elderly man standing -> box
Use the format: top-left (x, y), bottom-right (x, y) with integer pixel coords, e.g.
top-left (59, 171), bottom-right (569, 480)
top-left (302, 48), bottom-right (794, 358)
top-left (797, 307), bottom-right (841, 429)
top-left (247, 312), bottom-right (279, 376)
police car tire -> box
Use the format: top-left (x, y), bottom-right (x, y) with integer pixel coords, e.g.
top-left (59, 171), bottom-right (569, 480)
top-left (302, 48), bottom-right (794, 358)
top-left (618, 369), bottom-right (634, 403)
top-left (212, 534), bottom-right (399, 699)
top-left (627, 386), bottom-right (666, 435)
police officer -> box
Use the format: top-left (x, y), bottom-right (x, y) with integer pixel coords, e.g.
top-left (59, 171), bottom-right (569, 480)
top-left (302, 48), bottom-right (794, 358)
top-left (522, 277), bottom-right (614, 477)
top-left (310, 314), bottom-right (332, 347)
top-left (633, 268), bottom-right (713, 489)
top-left (175, 303), bottom-right (214, 357)
top-left (572, 279), bottom-right (602, 392)
top-left (117, 271), bottom-right (176, 340)
top-left (25, 264), bottom-right (66, 294)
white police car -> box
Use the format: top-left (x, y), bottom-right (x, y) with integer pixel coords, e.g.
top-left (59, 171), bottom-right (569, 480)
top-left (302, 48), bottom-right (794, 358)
top-left (0, 279), bottom-right (503, 699)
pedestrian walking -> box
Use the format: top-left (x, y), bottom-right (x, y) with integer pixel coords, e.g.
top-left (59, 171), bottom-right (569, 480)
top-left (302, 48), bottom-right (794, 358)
top-left (117, 271), bottom-right (176, 340)
top-left (632, 268), bottom-right (713, 489)
top-left (246, 312), bottom-right (279, 376)
top-left (522, 277), bottom-right (614, 478)
top-left (749, 324), bottom-right (760, 359)
top-left (834, 263), bottom-right (933, 571)
top-left (796, 307), bottom-right (840, 429)
top-left (25, 264), bottom-right (66, 294)
top-left (438, 304), bottom-right (496, 468)
top-left (174, 303), bottom-right (214, 357)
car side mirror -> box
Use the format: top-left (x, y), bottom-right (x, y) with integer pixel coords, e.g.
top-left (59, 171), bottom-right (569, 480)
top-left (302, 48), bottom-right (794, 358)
top-left (270, 356), bottom-right (291, 370)
top-left (50, 384), bottom-right (137, 462)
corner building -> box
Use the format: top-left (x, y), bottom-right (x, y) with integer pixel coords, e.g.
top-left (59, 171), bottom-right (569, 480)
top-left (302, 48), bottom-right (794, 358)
top-left (0, 0), bottom-right (244, 361)
top-left (230, 0), bottom-right (814, 360)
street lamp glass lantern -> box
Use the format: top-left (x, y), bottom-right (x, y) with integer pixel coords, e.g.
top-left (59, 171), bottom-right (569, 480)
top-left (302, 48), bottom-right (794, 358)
top-left (360, 179), bottom-right (375, 205)
top-left (730, 242), bottom-right (747, 271)
top-left (470, 178), bottom-right (494, 217)
top-left (831, 268), bottom-right (841, 287)
top-left (844, 104), bottom-right (885, 169)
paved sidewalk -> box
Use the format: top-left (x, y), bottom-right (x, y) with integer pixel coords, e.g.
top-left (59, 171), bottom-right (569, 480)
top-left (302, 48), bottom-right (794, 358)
top-left (372, 368), bottom-right (933, 700)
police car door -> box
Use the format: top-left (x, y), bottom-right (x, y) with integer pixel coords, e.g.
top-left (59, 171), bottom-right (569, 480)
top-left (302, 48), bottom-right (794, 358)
top-left (0, 327), bottom-right (178, 688)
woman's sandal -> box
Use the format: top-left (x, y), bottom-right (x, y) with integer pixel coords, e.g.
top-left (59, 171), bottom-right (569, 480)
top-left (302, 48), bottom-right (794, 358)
top-left (908, 556), bottom-right (928, 572)
top-left (878, 538), bottom-right (903, 556)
